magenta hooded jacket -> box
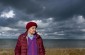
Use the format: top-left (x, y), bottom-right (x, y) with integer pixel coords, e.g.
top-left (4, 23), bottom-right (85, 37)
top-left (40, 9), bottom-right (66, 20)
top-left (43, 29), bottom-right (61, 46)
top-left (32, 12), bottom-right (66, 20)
top-left (14, 31), bottom-right (45, 55)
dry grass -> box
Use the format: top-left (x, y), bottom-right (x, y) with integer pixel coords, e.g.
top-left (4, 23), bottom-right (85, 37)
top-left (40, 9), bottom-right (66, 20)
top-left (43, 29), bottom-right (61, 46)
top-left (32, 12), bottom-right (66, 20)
top-left (0, 48), bottom-right (85, 55)
top-left (46, 48), bottom-right (85, 55)
top-left (0, 49), bottom-right (14, 55)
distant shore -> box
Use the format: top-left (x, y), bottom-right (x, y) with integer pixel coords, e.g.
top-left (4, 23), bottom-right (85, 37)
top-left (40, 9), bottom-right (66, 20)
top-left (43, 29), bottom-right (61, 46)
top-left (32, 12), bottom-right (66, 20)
top-left (0, 48), bottom-right (85, 55)
top-left (1, 39), bottom-right (85, 48)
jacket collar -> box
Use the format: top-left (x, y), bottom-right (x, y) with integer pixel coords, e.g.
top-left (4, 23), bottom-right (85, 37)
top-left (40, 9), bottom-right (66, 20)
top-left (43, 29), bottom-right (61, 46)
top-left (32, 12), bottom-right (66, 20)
top-left (23, 30), bottom-right (40, 39)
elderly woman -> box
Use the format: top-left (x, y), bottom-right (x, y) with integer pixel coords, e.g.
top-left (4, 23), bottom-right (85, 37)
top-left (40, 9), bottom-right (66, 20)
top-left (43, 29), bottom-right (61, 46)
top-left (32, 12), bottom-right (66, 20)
top-left (15, 22), bottom-right (45, 55)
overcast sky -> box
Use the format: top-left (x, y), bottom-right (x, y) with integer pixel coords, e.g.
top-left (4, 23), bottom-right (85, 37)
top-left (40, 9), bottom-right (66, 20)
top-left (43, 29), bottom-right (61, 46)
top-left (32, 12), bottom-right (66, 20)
top-left (0, 0), bottom-right (85, 39)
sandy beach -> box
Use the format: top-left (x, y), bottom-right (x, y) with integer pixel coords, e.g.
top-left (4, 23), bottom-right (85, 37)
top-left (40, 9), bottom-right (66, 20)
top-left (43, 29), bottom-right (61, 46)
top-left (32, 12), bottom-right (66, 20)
top-left (0, 48), bottom-right (85, 55)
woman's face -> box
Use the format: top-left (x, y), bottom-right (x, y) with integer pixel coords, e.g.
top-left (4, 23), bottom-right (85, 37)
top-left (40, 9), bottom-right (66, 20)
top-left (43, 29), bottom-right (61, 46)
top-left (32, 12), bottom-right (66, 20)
top-left (28, 26), bottom-right (37, 35)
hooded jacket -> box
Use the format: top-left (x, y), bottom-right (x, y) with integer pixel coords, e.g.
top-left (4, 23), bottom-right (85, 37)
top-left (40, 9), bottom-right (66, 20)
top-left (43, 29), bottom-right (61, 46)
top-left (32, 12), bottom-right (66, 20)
top-left (14, 31), bottom-right (45, 55)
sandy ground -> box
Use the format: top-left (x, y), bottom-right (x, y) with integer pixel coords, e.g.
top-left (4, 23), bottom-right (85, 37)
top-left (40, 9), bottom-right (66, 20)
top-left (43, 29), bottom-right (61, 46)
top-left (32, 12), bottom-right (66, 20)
top-left (0, 48), bottom-right (85, 55)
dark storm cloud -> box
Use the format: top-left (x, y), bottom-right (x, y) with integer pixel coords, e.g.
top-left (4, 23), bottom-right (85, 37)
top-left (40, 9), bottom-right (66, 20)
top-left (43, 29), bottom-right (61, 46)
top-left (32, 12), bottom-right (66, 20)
top-left (0, 18), bottom-right (15, 26)
top-left (0, 0), bottom-right (85, 21)
top-left (0, 0), bottom-right (85, 39)
top-left (0, 0), bottom-right (42, 14)
top-left (0, 0), bottom-right (43, 27)
top-left (36, 0), bottom-right (85, 20)
top-left (0, 7), bottom-right (31, 27)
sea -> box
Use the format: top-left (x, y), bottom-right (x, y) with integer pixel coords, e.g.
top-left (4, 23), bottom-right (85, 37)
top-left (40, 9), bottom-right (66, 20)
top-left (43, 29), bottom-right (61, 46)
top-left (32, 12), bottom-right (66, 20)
top-left (0, 39), bottom-right (85, 48)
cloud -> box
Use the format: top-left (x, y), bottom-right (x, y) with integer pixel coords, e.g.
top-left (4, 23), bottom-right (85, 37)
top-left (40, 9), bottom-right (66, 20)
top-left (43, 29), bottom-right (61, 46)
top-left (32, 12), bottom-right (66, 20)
top-left (0, 0), bottom-right (85, 21)
top-left (0, 10), bottom-right (15, 18)
top-left (34, 0), bottom-right (85, 20)
top-left (0, 0), bottom-right (85, 39)
top-left (31, 17), bottom-right (54, 28)
top-left (0, 26), bottom-right (18, 32)
top-left (32, 20), bottom-right (49, 28)
top-left (73, 15), bottom-right (85, 24)
top-left (0, 15), bottom-right (85, 39)
top-left (0, 32), bottom-right (20, 39)
top-left (15, 20), bottom-right (28, 28)
top-left (0, 7), bottom-right (30, 27)
top-left (0, 26), bottom-right (20, 39)
top-left (0, 0), bottom-right (42, 14)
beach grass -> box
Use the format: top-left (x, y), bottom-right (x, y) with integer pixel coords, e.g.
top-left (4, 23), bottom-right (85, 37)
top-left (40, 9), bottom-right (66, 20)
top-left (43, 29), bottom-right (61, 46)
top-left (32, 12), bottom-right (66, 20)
top-left (0, 48), bottom-right (85, 55)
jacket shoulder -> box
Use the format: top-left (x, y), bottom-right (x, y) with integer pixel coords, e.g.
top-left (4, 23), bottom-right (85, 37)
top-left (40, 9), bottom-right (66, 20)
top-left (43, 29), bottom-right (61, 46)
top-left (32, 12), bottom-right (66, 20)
top-left (18, 33), bottom-right (26, 39)
top-left (36, 33), bottom-right (42, 39)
